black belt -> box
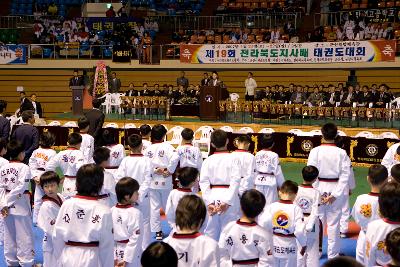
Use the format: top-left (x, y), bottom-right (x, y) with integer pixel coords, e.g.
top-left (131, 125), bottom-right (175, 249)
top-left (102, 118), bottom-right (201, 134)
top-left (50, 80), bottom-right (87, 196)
top-left (318, 177), bottom-right (339, 182)
top-left (273, 233), bottom-right (295, 238)
top-left (304, 213), bottom-right (311, 217)
top-left (6, 190), bottom-right (29, 194)
top-left (116, 239), bottom-right (129, 244)
top-left (64, 175), bottom-right (76, 179)
top-left (258, 172), bottom-right (274, 175)
top-left (105, 166), bottom-right (118, 169)
top-left (36, 168), bottom-right (45, 171)
top-left (65, 241), bottom-right (99, 247)
top-left (232, 258), bottom-right (259, 265)
top-left (210, 184), bottom-right (229, 189)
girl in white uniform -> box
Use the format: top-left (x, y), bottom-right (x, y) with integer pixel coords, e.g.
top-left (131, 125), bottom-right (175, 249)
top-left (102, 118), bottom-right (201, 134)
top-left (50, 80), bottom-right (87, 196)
top-left (78, 116), bottom-right (95, 164)
top-left (102, 129), bottom-right (126, 178)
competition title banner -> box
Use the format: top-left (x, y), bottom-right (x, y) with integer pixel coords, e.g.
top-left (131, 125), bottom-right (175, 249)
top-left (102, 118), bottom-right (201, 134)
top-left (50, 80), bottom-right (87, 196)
top-left (0, 45), bottom-right (28, 65)
top-left (180, 40), bottom-right (396, 64)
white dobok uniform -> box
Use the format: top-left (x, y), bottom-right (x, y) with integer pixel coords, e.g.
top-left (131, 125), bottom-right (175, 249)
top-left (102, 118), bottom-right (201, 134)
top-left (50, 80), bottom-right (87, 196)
top-left (199, 151), bottom-right (241, 241)
top-left (351, 192), bottom-right (380, 263)
top-left (104, 144), bottom-right (126, 178)
top-left (294, 184), bottom-right (320, 267)
top-left (165, 232), bottom-right (221, 267)
top-left (144, 141), bottom-right (178, 233)
top-left (364, 218), bottom-right (400, 267)
top-left (219, 220), bottom-right (272, 267)
top-left (46, 147), bottom-right (85, 198)
top-left (307, 143), bottom-right (351, 259)
top-left (259, 200), bottom-right (306, 267)
top-left (381, 142), bottom-right (400, 173)
top-left (231, 150), bottom-right (256, 196)
top-left (165, 188), bottom-right (195, 231)
top-left (0, 161), bottom-right (34, 267)
top-left (37, 194), bottom-right (64, 267)
top-left (254, 149), bottom-right (285, 205)
top-left (111, 203), bottom-right (143, 267)
top-left (79, 132), bottom-right (94, 164)
top-left (52, 195), bottom-right (114, 267)
top-left (29, 147), bottom-right (57, 223)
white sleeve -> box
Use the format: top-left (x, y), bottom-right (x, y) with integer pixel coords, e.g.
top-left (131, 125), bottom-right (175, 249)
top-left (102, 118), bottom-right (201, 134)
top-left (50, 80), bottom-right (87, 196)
top-left (124, 212), bottom-right (143, 264)
top-left (257, 231), bottom-right (272, 267)
top-left (196, 149), bottom-right (203, 171)
top-left (364, 225), bottom-right (376, 267)
top-left (99, 211), bottom-right (115, 267)
top-left (165, 192), bottom-right (175, 227)
top-left (306, 192), bottom-right (320, 233)
top-left (307, 148), bottom-right (318, 167)
top-left (89, 138), bottom-right (95, 162)
top-left (75, 153), bottom-right (85, 171)
top-left (45, 153), bottom-right (60, 171)
top-left (221, 157), bottom-right (241, 206)
top-left (199, 160), bottom-right (212, 206)
top-left (332, 152), bottom-right (351, 199)
top-left (294, 207), bottom-right (306, 247)
top-left (115, 159), bottom-right (127, 181)
top-left (381, 144), bottom-right (396, 171)
top-left (28, 151), bottom-right (39, 173)
top-left (274, 157), bottom-right (285, 188)
top-left (7, 166), bottom-right (31, 209)
top-left (37, 203), bottom-right (57, 235)
top-left (52, 205), bottom-right (67, 259)
top-left (348, 166), bottom-right (356, 191)
top-left (351, 198), bottom-right (359, 224)
top-left (204, 241), bottom-right (221, 267)
top-left (218, 228), bottom-right (231, 267)
top-left (239, 157), bottom-right (255, 196)
top-left (166, 146), bottom-right (179, 174)
top-left (138, 159), bottom-right (152, 203)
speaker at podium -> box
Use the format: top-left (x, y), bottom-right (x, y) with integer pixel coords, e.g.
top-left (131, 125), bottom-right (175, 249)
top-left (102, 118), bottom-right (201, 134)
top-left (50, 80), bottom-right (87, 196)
top-left (200, 85), bottom-right (229, 121)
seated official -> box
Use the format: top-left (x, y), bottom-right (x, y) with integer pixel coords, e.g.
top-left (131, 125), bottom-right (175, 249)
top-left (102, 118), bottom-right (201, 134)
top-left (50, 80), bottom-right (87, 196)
top-left (306, 87), bottom-right (324, 107)
top-left (324, 85), bottom-right (340, 107)
top-left (290, 87), bottom-right (306, 104)
top-left (126, 83), bottom-right (139, 97)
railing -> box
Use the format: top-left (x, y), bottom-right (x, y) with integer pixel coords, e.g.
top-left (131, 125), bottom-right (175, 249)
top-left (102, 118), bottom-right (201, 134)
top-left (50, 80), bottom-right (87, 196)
top-left (314, 7), bottom-right (400, 28)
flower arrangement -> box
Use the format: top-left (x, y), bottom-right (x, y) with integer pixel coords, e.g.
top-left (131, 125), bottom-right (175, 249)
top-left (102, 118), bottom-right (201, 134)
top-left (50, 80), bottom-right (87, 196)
top-left (89, 61), bottom-right (112, 97)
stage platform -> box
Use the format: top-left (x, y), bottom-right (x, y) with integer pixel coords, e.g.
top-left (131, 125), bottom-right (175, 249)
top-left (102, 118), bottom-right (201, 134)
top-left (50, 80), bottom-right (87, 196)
top-left (48, 112), bottom-right (399, 137)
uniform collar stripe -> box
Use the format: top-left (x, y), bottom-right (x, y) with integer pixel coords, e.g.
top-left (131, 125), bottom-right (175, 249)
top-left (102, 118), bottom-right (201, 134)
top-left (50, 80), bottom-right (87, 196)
top-left (383, 218), bottom-right (400, 225)
top-left (116, 203), bottom-right (133, 209)
top-left (368, 192), bottom-right (379, 196)
top-left (172, 232), bottom-right (201, 239)
top-left (74, 195), bottom-right (102, 200)
top-left (236, 219), bottom-right (257, 226)
top-left (279, 200), bottom-right (293, 204)
top-left (42, 195), bottom-right (63, 207)
top-left (177, 188), bottom-right (192, 192)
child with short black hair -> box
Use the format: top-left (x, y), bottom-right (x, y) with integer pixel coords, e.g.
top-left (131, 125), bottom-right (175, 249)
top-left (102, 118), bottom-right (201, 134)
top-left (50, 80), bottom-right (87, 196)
top-left (92, 146), bottom-right (117, 207)
top-left (164, 195), bottom-right (220, 266)
top-left (37, 171), bottom-right (63, 267)
top-left (116, 133), bottom-right (152, 249)
top-left (385, 228), bottom-right (400, 267)
top-left (390, 163), bottom-right (400, 183)
top-left (102, 129), bottom-right (126, 178)
top-left (199, 129), bottom-right (241, 241)
top-left (141, 241), bottom-right (178, 267)
top-left (352, 164), bottom-right (388, 263)
top-left (294, 165), bottom-right (320, 267)
top-left (52, 164), bottom-right (114, 267)
top-left (232, 135), bottom-right (256, 196)
top-left (0, 140), bottom-right (34, 267)
top-left (365, 182), bottom-right (400, 266)
top-left (78, 116), bottom-right (94, 163)
top-left (46, 132), bottom-right (84, 198)
top-left (254, 134), bottom-right (285, 204)
top-left (165, 167), bottom-right (198, 231)
top-left (140, 124), bottom-right (152, 152)
top-left (259, 180), bottom-right (306, 267)
top-left (111, 177), bottom-right (144, 267)
top-left (219, 189), bottom-right (271, 266)
top-left (145, 124), bottom-right (179, 240)
top-left (29, 131), bottom-right (57, 224)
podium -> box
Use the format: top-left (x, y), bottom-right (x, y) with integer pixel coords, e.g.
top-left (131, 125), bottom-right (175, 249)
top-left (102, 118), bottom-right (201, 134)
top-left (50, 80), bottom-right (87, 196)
top-left (200, 86), bottom-right (228, 120)
top-left (71, 86), bottom-right (84, 115)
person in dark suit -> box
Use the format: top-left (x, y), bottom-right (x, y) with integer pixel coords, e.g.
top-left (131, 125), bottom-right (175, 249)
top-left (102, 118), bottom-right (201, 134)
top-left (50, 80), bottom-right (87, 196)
top-left (200, 72), bottom-right (209, 86)
top-left (324, 85), bottom-right (340, 106)
top-left (30, 93), bottom-right (43, 117)
top-left (358, 86), bottom-right (372, 106)
top-left (19, 91), bottom-right (34, 114)
top-left (153, 84), bottom-right (162, 97)
top-left (110, 72), bottom-right (121, 93)
top-left (340, 86), bottom-right (357, 107)
top-left (141, 83), bottom-right (151, 96)
top-left (85, 98), bottom-right (105, 146)
top-left (125, 83), bottom-right (138, 96)
top-left (69, 69), bottom-right (83, 88)
top-left (374, 84), bottom-right (392, 108)
top-left (0, 100), bottom-right (10, 141)
top-left (207, 71), bottom-right (222, 87)
top-left (290, 86), bottom-right (307, 104)
top-left (11, 110), bottom-right (39, 163)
